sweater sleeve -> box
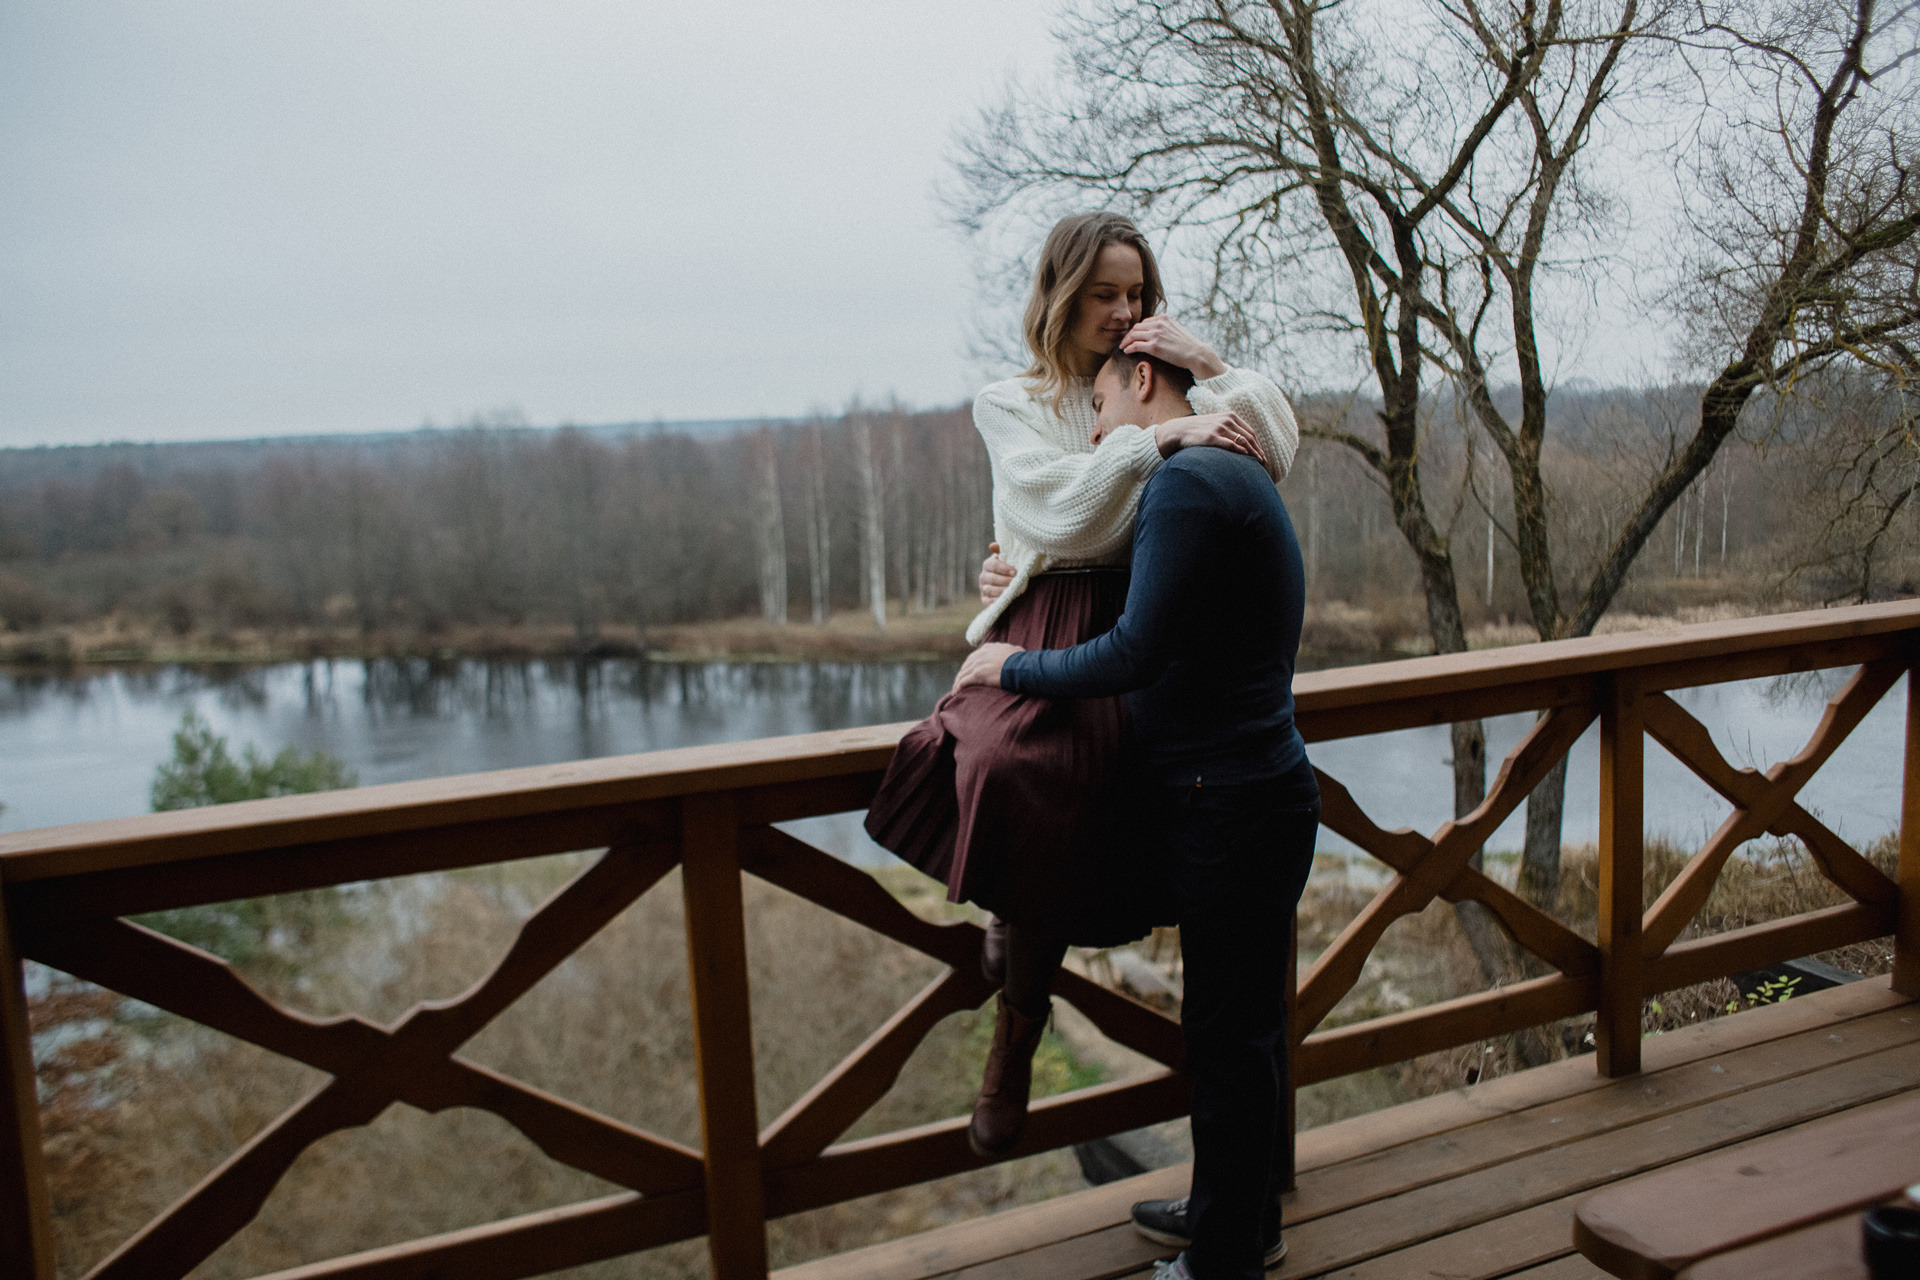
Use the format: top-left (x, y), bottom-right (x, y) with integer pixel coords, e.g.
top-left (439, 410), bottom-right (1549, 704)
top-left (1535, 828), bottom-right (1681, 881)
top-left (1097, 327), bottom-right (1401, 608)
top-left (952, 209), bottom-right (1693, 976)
top-left (999, 467), bottom-right (1214, 699)
top-left (974, 382), bottom-right (1164, 563)
top-left (1186, 366), bottom-right (1301, 483)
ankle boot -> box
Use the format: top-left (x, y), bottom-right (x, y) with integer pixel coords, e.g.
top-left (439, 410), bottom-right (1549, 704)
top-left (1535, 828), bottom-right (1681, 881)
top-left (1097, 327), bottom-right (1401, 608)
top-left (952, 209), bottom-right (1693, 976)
top-left (967, 993), bottom-right (1049, 1157)
top-left (980, 916), bottom-right (1009, 985)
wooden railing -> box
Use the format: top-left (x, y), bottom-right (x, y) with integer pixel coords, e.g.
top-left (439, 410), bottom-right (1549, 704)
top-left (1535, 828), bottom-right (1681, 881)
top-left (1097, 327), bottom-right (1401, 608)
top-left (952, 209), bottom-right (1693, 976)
top-left (2, 601), bottom-right (1917, 1280)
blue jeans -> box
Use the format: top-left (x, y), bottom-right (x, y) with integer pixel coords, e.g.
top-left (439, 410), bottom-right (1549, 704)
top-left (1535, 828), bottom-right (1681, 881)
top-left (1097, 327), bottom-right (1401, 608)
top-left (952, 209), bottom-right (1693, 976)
top-left (1158, 774), bottom-right (1318, 1280)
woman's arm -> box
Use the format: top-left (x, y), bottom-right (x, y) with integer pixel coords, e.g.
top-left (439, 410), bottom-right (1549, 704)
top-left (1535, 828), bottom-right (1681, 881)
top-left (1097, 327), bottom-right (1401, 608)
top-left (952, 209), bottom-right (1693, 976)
top-left (1123, 317), bottom-right (1300, 482)
top-left (1187, 368), bottom-right (1300, 483)
top-left (974, 383), bottom-right (1163, 562)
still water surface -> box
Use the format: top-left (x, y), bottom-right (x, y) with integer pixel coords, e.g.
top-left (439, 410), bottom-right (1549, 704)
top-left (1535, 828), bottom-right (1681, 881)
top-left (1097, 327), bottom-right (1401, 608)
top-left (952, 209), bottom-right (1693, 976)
top-left (0, 659), bottom-right (1905, 866)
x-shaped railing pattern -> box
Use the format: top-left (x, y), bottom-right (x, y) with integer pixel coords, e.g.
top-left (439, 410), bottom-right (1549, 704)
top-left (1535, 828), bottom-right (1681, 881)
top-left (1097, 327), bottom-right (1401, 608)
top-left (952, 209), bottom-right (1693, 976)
top-left (13, 822), bottom-right (1187, 1280)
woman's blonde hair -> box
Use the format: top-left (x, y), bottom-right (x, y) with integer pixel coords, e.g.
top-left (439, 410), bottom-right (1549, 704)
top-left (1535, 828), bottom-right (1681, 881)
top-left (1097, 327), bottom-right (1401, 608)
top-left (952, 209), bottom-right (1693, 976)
top-left (1022, 212), bottom-right (1164, 413)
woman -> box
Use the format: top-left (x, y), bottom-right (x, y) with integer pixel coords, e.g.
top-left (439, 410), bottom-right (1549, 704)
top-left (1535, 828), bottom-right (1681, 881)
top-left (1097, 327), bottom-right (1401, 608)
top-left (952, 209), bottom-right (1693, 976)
top-left (863, 211), bottom-right (1299, 1157)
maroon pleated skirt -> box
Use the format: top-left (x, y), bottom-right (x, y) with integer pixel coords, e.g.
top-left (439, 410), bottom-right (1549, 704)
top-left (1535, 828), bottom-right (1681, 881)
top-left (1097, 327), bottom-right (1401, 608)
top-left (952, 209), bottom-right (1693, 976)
top-left (863, 569), bottom-right (1165, 947)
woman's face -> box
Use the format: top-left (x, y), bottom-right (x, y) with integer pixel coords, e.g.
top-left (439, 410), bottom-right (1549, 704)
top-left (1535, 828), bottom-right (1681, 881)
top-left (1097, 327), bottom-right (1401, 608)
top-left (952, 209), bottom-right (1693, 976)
top-left (1066, 243), bottom-right (1145, 372)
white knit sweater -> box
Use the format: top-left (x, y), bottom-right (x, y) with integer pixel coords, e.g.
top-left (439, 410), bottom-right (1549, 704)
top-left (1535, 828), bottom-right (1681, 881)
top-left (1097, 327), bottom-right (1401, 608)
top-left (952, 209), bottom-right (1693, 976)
top-left (965, 365), bottom-right (1301, 644)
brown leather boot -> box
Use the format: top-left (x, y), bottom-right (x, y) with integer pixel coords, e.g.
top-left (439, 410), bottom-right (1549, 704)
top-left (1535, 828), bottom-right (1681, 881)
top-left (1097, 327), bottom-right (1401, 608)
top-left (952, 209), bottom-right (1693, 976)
top-left (967, 993), bottom-right (1049, 1157)
top-left (980, 916), bottom-right (1009, 985)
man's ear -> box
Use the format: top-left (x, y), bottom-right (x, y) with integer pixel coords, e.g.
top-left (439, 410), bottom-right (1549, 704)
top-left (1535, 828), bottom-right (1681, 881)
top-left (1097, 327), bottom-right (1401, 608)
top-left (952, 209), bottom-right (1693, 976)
top-left (1134, 358), bottom-right (1154, 401)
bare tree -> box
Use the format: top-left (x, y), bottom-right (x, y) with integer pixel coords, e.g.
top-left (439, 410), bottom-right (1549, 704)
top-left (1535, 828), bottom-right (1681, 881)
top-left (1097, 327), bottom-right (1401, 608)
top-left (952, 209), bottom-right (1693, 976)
top-left (951, 0), bottom-right (1651, 987)
top-left (803, 421), bottom-right (834, 625)
top-left (849, 410), bottom-right (888, 632)
top-left (752, 428), bottom-right (789, 625)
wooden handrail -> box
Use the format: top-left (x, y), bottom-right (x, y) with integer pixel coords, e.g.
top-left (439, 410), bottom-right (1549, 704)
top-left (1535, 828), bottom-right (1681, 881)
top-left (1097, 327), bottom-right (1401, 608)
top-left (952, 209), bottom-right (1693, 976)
top-left (1, 600), bottom-right (1916, 1280)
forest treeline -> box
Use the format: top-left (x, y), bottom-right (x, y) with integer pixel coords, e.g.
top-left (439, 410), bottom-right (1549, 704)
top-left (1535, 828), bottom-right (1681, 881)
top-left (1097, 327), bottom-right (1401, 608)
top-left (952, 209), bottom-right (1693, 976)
top-left (0, 378), bottom-right (1910, 659)
top-left (0, 407), bottom-right (993, 649)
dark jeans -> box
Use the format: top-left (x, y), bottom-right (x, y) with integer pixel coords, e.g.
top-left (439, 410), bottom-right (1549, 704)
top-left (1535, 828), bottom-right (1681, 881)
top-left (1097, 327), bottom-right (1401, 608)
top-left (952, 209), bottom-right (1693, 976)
top-left (1159, 774), bottom-right (1318, 1280)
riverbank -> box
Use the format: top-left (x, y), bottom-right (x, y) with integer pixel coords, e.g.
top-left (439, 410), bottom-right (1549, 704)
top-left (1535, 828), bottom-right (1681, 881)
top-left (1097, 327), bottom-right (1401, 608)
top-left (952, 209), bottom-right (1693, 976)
top-left (0, 598), bottom-right (1776, 668)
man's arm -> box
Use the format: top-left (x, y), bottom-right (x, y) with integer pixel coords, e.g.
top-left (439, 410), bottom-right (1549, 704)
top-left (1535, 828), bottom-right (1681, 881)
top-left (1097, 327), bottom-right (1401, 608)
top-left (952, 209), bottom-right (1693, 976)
top-left (970, 467), bottom-right (1216, 700)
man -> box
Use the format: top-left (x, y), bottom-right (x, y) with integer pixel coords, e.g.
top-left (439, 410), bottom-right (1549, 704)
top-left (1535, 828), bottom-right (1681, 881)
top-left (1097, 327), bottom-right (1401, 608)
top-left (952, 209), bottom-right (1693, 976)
top-left (954, 347), bottom-right (1317, 1280)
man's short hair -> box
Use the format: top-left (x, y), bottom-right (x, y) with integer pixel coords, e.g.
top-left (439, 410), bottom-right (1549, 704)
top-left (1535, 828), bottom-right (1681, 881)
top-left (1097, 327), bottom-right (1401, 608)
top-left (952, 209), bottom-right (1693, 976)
top-left (1101, 346), bottom-right (1197, 398)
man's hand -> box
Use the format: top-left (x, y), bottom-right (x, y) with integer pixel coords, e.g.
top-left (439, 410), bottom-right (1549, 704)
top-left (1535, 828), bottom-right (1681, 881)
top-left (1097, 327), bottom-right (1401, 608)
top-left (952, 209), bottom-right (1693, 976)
top-left (1121, 316), bottom-right (1228, 380)
top-left (979, 542), bottom-right (1015, 604)
top-left (954, 642), bottom-right (1023, 692)
top-left (1152, 412), bottom-right (1269, 468)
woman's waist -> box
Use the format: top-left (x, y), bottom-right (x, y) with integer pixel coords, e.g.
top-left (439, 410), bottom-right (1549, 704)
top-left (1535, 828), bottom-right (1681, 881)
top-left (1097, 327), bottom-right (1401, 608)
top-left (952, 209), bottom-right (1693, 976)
top-left (1035, 563), bottom-right (1129, 578)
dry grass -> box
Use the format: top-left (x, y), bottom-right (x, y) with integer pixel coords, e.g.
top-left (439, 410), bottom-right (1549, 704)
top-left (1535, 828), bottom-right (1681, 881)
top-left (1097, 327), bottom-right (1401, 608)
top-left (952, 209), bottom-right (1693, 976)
top-left (0, 604), bottom-right (980, 667)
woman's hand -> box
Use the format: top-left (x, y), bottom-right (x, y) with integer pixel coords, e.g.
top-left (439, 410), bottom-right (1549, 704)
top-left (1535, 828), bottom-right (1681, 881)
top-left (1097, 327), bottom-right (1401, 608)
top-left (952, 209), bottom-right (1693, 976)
top-left (1121, 316), bottom-right (1228, 380)
top-left (979, 543), bottom-right (1016, 604)
top-left (1152, 412), bottom-right (1270, 468)
top-left (954, 643), bottom-right (1023, 693)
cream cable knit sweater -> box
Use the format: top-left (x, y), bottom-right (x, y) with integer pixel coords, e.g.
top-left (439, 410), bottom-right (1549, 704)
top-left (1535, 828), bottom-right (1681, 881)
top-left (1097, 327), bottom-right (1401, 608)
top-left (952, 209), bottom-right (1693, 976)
top-left (965, 365), bottom-right (1301, 644)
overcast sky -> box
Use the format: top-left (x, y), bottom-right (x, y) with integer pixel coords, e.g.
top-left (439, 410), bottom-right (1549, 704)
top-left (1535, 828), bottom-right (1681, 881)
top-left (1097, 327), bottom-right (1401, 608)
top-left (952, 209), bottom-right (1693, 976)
top-left (1, 1), bottom-right (1061, 446)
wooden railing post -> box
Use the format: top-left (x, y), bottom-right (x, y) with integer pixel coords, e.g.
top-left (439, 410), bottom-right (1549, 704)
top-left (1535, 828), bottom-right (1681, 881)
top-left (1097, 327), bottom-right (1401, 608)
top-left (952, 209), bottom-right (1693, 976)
top-left (1595, 676), bottom-right (1645, 1077)
top-left (1895, 660), bottom-right (1920, 997)
top-left (0, 882), bottom-right (56, 1280)
top-left (680, 792), bottom-right (769, 1279)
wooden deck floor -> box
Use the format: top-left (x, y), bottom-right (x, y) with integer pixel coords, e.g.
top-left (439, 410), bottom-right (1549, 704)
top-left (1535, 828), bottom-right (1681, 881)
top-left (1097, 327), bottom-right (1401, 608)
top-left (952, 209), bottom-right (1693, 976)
top-left (778, 976), bottom-right (1918, 1280)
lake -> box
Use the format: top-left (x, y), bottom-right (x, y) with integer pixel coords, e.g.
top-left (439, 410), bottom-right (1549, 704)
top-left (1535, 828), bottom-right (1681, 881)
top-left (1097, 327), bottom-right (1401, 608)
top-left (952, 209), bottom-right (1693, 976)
top-left (0, 658), bottom-right (1906, 867)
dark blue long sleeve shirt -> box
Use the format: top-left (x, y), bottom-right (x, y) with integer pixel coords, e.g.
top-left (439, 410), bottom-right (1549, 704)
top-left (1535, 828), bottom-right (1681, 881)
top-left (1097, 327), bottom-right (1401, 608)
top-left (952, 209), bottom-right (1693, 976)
top-left (999, 447), bottom-right (1311, 790)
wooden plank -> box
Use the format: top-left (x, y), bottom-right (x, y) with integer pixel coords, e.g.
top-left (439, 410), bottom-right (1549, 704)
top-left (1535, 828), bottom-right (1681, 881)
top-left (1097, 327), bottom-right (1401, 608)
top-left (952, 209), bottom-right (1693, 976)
top-left (1597, 679), bottom-right (1645, 1077)
top-left (1293, 976), bottom-right (1908, 1175)
top-left (1573, 1090), bottom-right (1920, 1280)
top-left (11, 812), bottom-right (678, 921)
top-left (1296, 674), bottom-right (1598, 743)
top-left (1512, 1256), bottom-right (1616, 1280)
top-left (0, 720), bottom-right (909, 883)
top-left (1677, 1213), bottom-right (1867, 1280)
top-left (761, 1072), bottom-right (1191, 1222)
top-left (1899, 661), bottom-right (1919, 997)
top-left (1295, 974), bottom-right (1594, 1086)
top-left (1311, 1193), bottom-right (1585, 1280)
top-left (680, 792), bottom-right (770, 1280)
top-left (0, 883), bottom-right (55, 1280)
top-left (1289, 601), bottom-right (1918, 724)
top-left (1645, 902), bottom-right (1895, 994)
top-left (244, 1187), bottom-right (706, 1280)
top-left (1292, 1002), bottom-right (1920, 1226)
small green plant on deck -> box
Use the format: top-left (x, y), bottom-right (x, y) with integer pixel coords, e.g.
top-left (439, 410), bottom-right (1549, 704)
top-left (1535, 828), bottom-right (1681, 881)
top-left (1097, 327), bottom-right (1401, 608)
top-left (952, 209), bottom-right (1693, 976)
top-left (1726, 973), bottom-right (1802, 1014)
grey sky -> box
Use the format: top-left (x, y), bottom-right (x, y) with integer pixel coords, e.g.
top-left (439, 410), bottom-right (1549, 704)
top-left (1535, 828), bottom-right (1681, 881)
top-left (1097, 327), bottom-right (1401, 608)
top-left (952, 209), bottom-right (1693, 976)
top-left (1, 2), bottom-right (1055, 445)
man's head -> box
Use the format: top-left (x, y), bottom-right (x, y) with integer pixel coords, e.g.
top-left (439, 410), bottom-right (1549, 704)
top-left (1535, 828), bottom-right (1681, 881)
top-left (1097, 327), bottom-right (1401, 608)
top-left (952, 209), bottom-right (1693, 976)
top-left (1091, 348), bottom-right (1196, 444)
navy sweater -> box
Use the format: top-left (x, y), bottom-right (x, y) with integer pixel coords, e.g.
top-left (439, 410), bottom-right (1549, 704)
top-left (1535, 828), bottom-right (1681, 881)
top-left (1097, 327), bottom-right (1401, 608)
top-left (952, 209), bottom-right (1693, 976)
top-left (1000, 448), bottom-right (1311, 790)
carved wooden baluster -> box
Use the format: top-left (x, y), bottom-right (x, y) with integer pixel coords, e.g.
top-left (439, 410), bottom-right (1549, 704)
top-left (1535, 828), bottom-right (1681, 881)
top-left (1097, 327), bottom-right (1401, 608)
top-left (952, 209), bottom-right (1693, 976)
top-left (1596, 675), bottom-right (1645, 1077)
top-left (1899, 659), bottom-right (1920, 997)
top-left (680, 791), bottom-right (768, 1280)
top-left (0, 882), bottom-right (55, 1280)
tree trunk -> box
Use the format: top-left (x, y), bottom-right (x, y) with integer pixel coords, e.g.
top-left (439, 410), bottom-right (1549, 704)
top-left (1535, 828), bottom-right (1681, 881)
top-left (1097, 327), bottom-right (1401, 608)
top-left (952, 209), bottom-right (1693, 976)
top-left (753, 432), bottom-right (787, 626)
top-left (851, 416), bottom-right (886, 632)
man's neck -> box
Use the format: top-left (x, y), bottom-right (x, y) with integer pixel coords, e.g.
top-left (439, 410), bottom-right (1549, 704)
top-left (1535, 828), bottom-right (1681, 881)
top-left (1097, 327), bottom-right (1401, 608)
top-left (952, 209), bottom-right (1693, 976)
top-left (1137, 393), bottom-right (1193, 428)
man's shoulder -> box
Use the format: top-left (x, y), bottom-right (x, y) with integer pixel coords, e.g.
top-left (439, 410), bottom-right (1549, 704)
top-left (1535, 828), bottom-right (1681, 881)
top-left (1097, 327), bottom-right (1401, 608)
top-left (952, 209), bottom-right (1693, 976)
top-left (1158, 446), bottom-right (1273, 493)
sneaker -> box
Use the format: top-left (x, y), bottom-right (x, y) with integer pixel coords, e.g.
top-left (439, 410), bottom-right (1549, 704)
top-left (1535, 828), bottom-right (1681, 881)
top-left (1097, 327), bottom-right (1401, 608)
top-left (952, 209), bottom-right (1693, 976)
top-left (1132, 1197), bottom-right (1289, 1267)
